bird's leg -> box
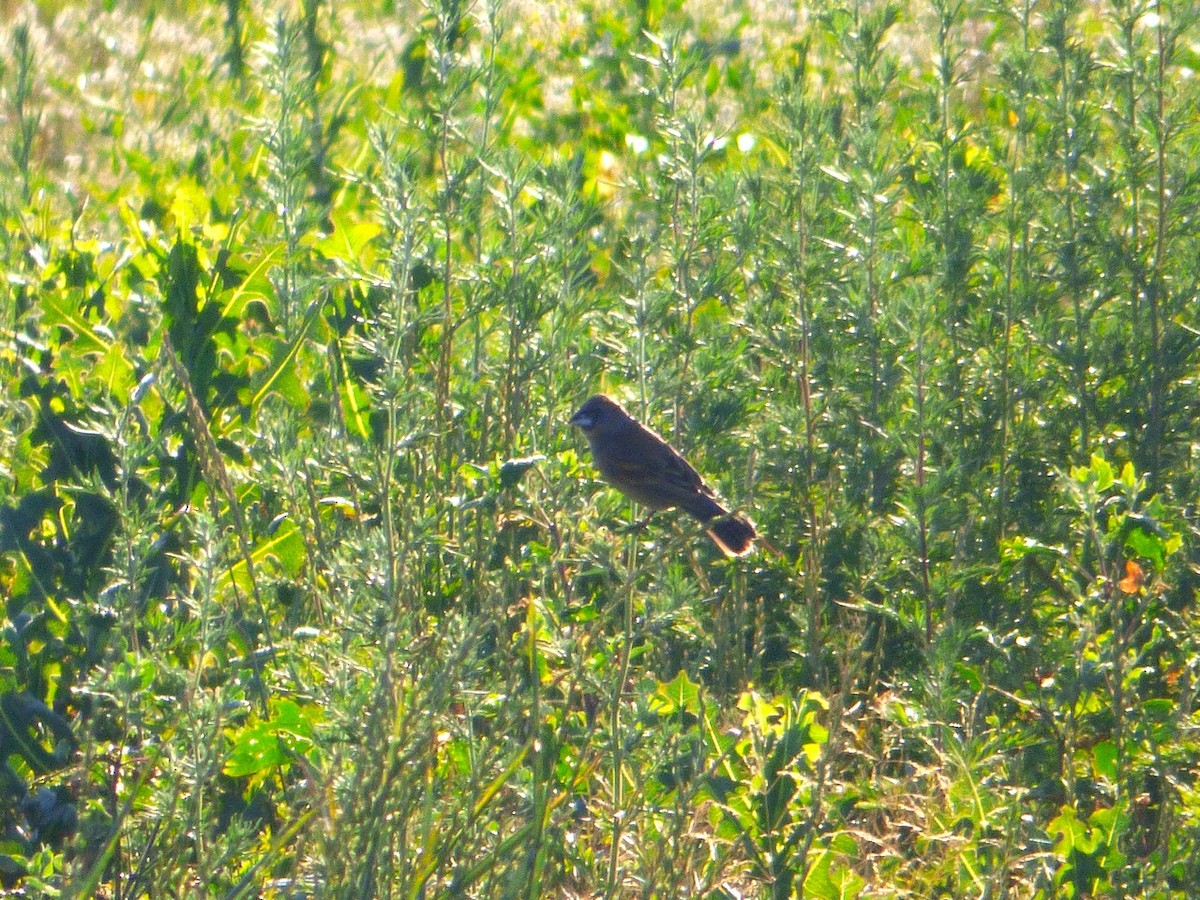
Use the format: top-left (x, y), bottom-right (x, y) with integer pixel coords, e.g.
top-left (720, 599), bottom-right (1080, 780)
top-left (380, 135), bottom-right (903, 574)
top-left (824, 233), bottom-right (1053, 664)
top-left (618, 511), bottom-right (656, 534)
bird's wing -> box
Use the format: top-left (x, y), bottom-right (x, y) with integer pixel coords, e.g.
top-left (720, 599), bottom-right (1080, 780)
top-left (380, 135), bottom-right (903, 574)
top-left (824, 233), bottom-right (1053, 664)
top-left (596, 423), bottom-right (718, 511)
top-left (657, 442), bottom-right (708, 492)
top-left (629, 425), bottom-right (705, 484)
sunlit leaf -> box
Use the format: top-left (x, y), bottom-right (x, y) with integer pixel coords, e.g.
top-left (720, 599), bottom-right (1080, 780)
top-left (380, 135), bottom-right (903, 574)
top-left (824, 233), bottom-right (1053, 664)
top-left (649, 670), bottom-right (702, 717)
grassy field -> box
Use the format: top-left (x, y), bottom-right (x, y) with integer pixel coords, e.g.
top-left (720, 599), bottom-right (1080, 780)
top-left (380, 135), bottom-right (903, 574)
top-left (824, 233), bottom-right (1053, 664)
top-left (2, 0), bottom-right (1199, 895)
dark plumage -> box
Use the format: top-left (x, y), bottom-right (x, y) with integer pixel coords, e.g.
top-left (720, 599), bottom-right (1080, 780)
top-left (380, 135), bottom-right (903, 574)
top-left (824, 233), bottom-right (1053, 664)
top-left (569, 394), bottom-right (757, 556)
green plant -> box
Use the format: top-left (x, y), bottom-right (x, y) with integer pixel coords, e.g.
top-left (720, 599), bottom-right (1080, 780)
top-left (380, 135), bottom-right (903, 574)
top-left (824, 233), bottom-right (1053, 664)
top-left (1, 0), bottom-right (1199, 894)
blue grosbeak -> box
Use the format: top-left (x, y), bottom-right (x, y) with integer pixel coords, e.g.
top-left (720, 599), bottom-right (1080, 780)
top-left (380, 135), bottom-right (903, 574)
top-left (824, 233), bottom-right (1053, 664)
top-left (570, 394), bottom-right (757, 556)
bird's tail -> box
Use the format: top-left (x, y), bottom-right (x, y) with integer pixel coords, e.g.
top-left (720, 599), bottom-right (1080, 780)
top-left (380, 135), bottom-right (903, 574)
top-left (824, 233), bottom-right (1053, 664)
top-left (706, 513), bottom-right (757, 557)
top-left (682, 495), bottom-right (757, 556)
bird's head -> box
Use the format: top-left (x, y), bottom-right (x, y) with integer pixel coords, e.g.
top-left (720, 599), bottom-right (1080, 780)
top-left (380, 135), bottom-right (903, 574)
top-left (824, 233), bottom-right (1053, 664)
top-left (569, 394), bottom-right (626, 434)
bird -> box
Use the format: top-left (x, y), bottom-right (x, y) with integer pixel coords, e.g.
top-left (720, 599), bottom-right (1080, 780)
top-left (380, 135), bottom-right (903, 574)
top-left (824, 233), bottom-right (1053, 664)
top-left (569, 394), bottom-right (757, 556)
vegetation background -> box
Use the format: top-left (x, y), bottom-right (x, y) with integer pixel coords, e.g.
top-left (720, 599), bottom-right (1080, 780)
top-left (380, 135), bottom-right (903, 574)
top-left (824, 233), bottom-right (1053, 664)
top-left (1, 0), bottom-right (1199, 895)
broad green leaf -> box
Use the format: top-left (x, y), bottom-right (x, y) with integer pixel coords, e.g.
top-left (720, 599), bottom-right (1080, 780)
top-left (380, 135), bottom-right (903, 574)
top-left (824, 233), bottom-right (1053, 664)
top-left (224, 723), bottom-right (287, 777)
top-left (1092, 740), bottom-right (1117, 781)
top-left (313, 215), bottom-right (383, 265)
top-left (650, 670), bottom-right (702, 717)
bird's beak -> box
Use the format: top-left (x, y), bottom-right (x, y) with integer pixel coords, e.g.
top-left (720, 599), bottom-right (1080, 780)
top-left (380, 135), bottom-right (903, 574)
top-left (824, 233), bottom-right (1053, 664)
top-left (569, 412), bottom-right (593, 428)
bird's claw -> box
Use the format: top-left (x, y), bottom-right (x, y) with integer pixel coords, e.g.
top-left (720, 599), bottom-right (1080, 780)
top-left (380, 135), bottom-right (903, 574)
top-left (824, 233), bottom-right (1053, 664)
top-left (617, 513), bottom-right (655, 534)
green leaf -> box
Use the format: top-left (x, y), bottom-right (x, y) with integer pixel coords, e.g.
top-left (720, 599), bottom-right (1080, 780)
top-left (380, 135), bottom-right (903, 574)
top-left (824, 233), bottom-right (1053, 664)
top-left (219, 516), bottom-right (307, 594)
top-left (224, 700), bottom-right (320, 778)
top-left (1000, 535), bottom-right (1066, 563)
top-left (247, 292), bottom-right (325, 416)
top-left (168, 179), bottom-right (212, 235)
top-left (649, 670), bottom-right (702, 717)
top-left (265, 518), bottom-right (307, 575)
top-left (737, 689), bottom-right (784, 736)
top-left (313, 215), bottom-right (383, 265)
top-left (1049, 805), bottom-right (1099, 855)
top-left (1125, 524), bottom-right (1167, 569)
top-left (340, 378), bottom-right (374, 441)
top-left (1091, 740), bottom-right (1117, 781)
top-left (224, 722), bottom-right (287, 777)
top-left (1119, 460), bottom-right (1138, 490)
top-left (803, 835), bottom-right (865, 900)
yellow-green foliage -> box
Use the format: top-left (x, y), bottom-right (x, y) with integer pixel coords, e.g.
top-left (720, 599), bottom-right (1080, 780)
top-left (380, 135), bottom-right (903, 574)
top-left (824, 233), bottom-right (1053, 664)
top-left (1, 0), bottom-right (1199, 895)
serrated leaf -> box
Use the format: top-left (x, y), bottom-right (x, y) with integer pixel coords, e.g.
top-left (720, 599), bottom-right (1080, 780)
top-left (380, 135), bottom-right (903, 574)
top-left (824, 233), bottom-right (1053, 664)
top-left (650, 670), bottom-right (702, 717)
